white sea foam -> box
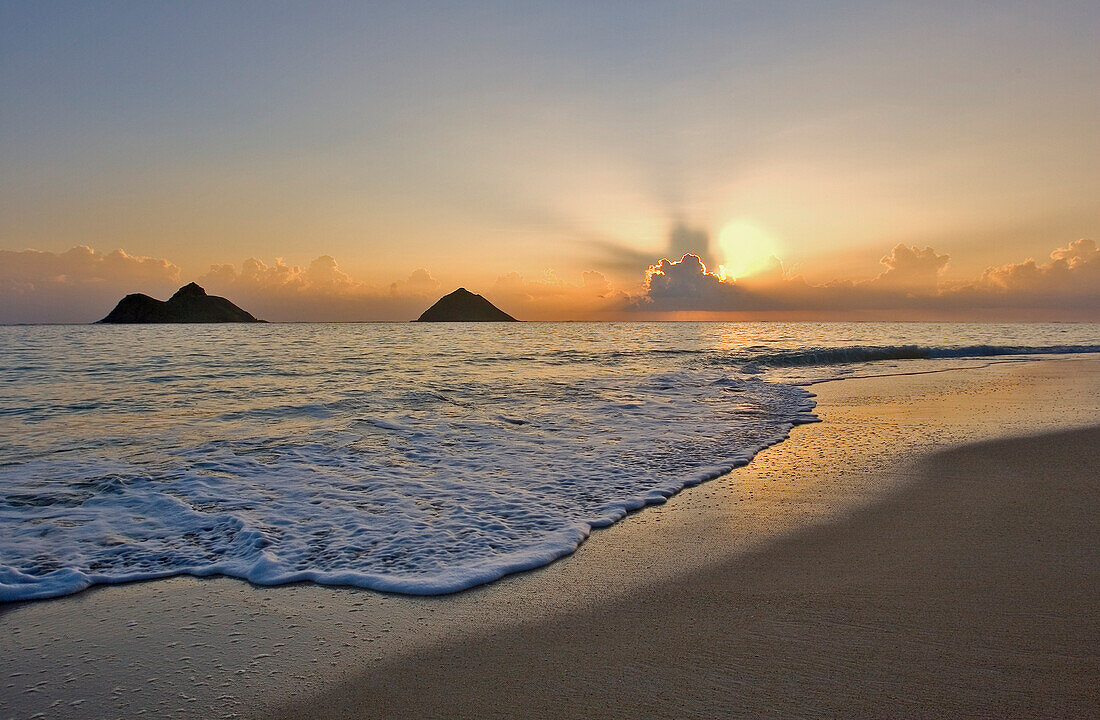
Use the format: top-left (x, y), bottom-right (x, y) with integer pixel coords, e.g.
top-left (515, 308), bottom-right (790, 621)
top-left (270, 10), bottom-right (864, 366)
top-left (0, 369), bottom-right (814, 600)
top-left (1, 322), bottom-right (1097, 601)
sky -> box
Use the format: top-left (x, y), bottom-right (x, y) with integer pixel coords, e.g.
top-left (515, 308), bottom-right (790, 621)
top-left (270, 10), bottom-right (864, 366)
top-left (1, 0), bottom-right (1098, 322)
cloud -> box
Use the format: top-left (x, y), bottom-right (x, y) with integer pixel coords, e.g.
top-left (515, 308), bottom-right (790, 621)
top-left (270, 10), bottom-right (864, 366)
top-left (642, 254), bottom-right (743, 310)
top-left (0, 246), bottom-right (181, 323)
top-left (2, 238), bottom-right (1096, 322)
top-left (390, 268), bottom-right (441, 296)
top-left (200, 255), bottom-right (363, 295)
top-left (631, 239), bottom-right (1099, 319)
top-left (976, 238), bottom-right (1098, 294)
top-left (872, 244), bottom-right (950, 292)
top-left (201, 257), bottom-right (309, 293)
top-left (0, 245), bottom-right (625, 322)
top-left (198, 257), bottom-right (447, 321)
top-left (0, 246), bottom-right (447, 322)
top-left (0, 246), bottom-right (180, 288)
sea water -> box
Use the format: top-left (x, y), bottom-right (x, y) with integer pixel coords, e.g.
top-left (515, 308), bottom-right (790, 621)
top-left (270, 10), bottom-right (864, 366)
top-left (2, 322), bottom-right (1097, 601)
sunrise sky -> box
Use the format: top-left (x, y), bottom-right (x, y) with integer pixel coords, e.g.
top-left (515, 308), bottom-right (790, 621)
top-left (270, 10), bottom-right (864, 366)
top-left (2, 1), bottom-right (1098, 322)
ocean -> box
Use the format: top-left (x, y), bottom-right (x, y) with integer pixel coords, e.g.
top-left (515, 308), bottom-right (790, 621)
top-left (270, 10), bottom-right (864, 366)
top-left (2, 322), bottom-right (1097, 602)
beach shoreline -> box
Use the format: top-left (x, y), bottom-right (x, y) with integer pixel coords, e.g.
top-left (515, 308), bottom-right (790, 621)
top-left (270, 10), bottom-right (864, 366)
top-left (282, 423), bottom-right (1099, 719)
top-left (2, 358), bottom-right (1098, 719)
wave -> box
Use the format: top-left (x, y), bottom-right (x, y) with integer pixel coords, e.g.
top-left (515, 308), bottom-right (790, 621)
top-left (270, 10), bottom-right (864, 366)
top-left (3, 323), bottom-right (1096, 603)
top-left (738, 344), bottom-right (1100, 368)
top-left (482, 344), bottom-right (1100, 370)
top-left (0, 371), bottom-right (817, 602)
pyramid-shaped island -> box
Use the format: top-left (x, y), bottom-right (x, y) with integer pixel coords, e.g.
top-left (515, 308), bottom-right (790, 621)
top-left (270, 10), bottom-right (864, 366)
top-left (98, 283), bottom-right (263, 323)
top-left (416, 288), bottom-right (517, 322)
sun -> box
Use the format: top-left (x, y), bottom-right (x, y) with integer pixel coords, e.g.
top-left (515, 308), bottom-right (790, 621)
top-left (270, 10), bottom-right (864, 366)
top-left (716, 220), bottom-right (782, 280)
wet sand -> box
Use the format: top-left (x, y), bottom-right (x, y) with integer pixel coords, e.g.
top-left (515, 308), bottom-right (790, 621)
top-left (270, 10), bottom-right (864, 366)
top-left (2, 358), bottom-right (1098, 719)
top-left (283, 425), bottom-right (1098, 719)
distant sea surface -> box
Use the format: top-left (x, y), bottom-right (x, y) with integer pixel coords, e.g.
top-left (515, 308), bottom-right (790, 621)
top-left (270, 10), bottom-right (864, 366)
top-left (2, 322), bottom-right (1098, 601)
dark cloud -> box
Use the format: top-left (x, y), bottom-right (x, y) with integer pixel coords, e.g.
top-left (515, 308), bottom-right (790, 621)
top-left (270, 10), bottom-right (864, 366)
top-left (642, 254), bottom-right (744, 310)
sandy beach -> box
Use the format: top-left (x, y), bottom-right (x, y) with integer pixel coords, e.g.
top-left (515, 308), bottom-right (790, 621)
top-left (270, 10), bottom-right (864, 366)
top-left (285, 426), bottom-right (1098, 719)
top-left (3, 358), bottom-right (1099, 719)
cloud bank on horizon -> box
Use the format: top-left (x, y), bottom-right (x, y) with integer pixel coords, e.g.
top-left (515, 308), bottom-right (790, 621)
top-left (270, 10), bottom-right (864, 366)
top-left (1, 237), bottom-right (1096, 323)
top-left (635, 238), bottom-right (1099, 320)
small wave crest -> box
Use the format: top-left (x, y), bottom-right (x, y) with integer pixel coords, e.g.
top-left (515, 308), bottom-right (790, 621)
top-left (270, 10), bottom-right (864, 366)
top-left (737, 344), bottom-right (1100, 368)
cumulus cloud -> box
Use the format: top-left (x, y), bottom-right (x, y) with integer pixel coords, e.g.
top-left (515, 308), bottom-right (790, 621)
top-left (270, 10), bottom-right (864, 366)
top-left (642, 254), bottom-right (743, 310)
top-left (631, 239), bottom-right (1099, 320)
top-left (199, 254), bottom-right (365, 294)
top-left (872, 244), bottom-right (950, 292)
top-left (0, 246), bottom-right (181, 323)
top-left (0, 244), bottom-right (625, 322)
top-left (201, 257), bottom-right (309, 293)
top-left (2, 238), bottom-right (1096, 322)
top-left (198, 257), bottom-right (446, 321)
top-left (976, 238), bottom-right (1098, 294)
top-left (0, 246), bottom-right (180, 288)
top-left (0, 246), bottom-right (448, 322)
top-left (390, 268), bottom-right (441, 296)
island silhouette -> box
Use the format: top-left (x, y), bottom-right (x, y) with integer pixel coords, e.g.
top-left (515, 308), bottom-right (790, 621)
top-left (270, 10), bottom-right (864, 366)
top-left (416, 288), bottom-right (518, 322)
top-left (98, 283), bottom-right (263, 323)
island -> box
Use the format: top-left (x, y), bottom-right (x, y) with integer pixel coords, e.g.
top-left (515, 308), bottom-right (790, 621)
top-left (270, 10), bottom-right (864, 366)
top-left (98, 282), bottom-right (263, 323)
top-left (416, 288), bottom-right (518, 322)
